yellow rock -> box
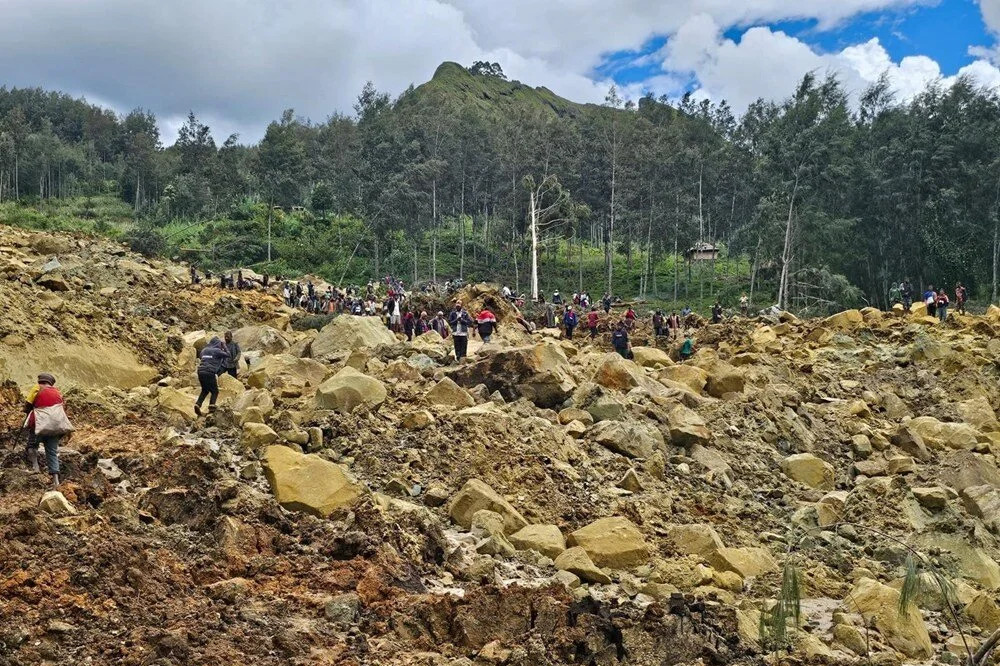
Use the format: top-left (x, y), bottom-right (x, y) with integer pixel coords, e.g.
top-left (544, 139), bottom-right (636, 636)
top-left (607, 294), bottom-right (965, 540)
top-left (708, 547), bottom-right (778, 578)
top-left (781, 453), bottom-right (835, 490)
top-left (448, 479), bottom-right (527, 534)
top-left (315, 367), bottom-right (387, 412)
top-left (658, 364), bottom-right (709, 393)
top-left (568, 517), bottom-right (650, 569)
top-left (845, 577), bottom-right (932, 658)
top-left (823, 309), bottom-right (863, 330)
top-left (263, 445), bottom-right (364, 517)
top-left (554, 546), bottom-right (611, 584)
top-left (509, 524), bottom-right (566, 559)
top-left (424, 377), bottom-right (475, 408)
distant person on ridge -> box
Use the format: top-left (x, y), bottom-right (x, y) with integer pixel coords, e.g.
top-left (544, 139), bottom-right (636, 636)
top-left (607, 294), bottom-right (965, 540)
top-left (924, 285), bottom-right (936, 317)
top-left (711, 300), bottom-right (723, 324)
top-left (403, 307), bottom-right (415, 341)
top-left (415, 311), bottom-right (430, 336)
top-left (902, 280), bottom-right (913, 310)
top-left (955, 282), bottom-right (967, 315)
top-left (652, 310), bottom-right (665, 337)
top-left (740, 294), bottom-right (749, 316)
top-left (888, 282), bottom-right (901, 309)
top-left (936, 288), bottom-right (950, 322)
top-left (602, 293), bottom-right (612, 314)
top-left (223, 330), bottom-right (241, 378)
top-left (431, 311), bottom-right (449, 338)
top-left (624, 306), bottom-right (637, 330)
top-left (588, 307), bottom-right (599, 339)
top-left (545, 300), bottom-right (556, 328)
top-left (24, 372), bottom-right (72, 487)
top-left (194, 337), bottom-right (229, 416)
top-left (563, 305), bottom-right (578, 340)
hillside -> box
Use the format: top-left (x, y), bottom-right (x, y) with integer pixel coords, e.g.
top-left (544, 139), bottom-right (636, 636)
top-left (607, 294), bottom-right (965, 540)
top-left (403, 61), bottom-right (594, 118)
top-left (5, 227), bottom-right (1000, 663)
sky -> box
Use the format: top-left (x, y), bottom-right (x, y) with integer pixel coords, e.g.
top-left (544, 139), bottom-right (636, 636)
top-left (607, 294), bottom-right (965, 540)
top-left (0, 0), bottom-right (998, 144)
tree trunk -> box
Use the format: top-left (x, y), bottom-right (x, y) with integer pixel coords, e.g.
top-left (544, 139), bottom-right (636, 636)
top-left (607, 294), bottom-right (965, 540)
top-left (460, 215), bottom-right (466, 280)
top-left (530, 190), bottom-right (540, 300)
top-left (777, 175), bottom-right (800, 310)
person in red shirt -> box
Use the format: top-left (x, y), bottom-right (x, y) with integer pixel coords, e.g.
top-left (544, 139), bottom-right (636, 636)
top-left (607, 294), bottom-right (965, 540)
top-left (23, 372), bottom-right (67, 486)
top-left (587, 308), bottom-right (600, 339)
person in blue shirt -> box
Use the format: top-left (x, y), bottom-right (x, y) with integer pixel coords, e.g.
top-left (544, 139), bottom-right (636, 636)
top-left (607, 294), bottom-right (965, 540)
top-left (563, 306), bottom-right (578, 340)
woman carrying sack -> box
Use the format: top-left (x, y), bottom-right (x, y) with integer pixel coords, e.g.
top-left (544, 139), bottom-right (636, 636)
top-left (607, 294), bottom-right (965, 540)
top-left (24, 372), bottom-right (73, 487)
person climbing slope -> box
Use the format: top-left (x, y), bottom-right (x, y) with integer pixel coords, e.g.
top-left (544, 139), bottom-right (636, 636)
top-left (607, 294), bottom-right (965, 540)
top-left (194, 337), bottom-right (230, 416)
top-left (223, 330), bottom-right (241, 378)
top-left (24, 372), bottom-right (73, 487)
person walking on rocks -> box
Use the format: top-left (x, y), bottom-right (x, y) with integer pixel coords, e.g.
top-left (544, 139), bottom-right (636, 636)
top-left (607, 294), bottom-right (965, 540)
top-left (544, 300), bottom-right (556, 329)
top-left (24, 373), bottom-right (72, 487)
top-left (711, 300), bottom-right (723, 324)
top-left (223, 330), bottom-right (241, 378)
top-left (679, 334), bottom-right (695, 361)
top-left (888, 282), bottom-right (902, 309)
top-left (476, 308), bottom-right (498, 343)
top-left (194, 337), bottom-right (229, 416)
top-left (449, 301), bottom-right (474, 361)
top-left (740, 294), bottom-right (749, 316)
top-left (902, 279), bottom-right (913, 310)
top-left (602, 293), bottom-right (612, 314)
top-left (416, 311), bottom-right (430, 336)
top-left (563, 305), bottom-right (578, 340)
top-left (936, 288), bottom-right (950, 322)
top-left (667, 311), bottom-right (682, 341)
top-left (611, 321), bottom-right (632, 359)
top-left (955, 282), bottom-right (967, 315)
top-left (924, 285), bottom-right (937, 318)
top-left (652, 310), bottom-right (665, 337)
top-left (403, 307), bottom-right (415, 341)
top-left (587, 307), bottom-right (599, 339)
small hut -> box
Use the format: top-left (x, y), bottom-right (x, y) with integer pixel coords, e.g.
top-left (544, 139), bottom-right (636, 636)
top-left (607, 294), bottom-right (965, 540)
top-left (684, 241), bottom-right (719, 262)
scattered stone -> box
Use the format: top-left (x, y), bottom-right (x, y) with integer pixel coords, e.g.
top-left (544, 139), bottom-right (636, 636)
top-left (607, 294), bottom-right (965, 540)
top-left (425, 377), bottom-right (475, 408)
top-left (39, 491), bottom-right (76, 516)
top-left (568, 517), bottom-right (650, 569)
top-left (590, 419), bottom-right (665, 459)
top-left (554, 547), bottom-right (611, 584)
top-left (241, 422), bottom-right (278, 451)
top-left (448, 479), bottom-right (528, 534)
top-left (401, 409), bottom-right (435, 430)
top-left (509, 524), bottom-right (566, 559)
top-left (666, 524), bottom-right (724, 558)
top-left (845, 577), bottom-right (932, 659)
top-left (324, 592), bottom-right (360, 624)
top-left (315, 367), bottom-right (387, 412)
top-left (617, 468), bottom-right (643, 492)
top-left (912, 486), bottom-right (948, 510)
top-left (781, 453), bottom-right (835, 490)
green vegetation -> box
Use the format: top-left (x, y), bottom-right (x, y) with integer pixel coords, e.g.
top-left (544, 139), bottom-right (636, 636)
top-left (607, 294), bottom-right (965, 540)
top-left (2, 63), bottom-right (1000, 315)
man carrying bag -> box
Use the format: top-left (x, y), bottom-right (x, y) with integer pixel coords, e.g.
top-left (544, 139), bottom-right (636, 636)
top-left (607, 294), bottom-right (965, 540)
top-left (24, 372), bottom-right (73, 487)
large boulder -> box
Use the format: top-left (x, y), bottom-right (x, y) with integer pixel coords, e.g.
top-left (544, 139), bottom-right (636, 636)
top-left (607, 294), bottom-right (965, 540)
top-left (424, 377), bottom-right (475, 408)
top-left (509, 524), bottom-right (566, 559)
top-left (708, 547), bottom-right (777, 578)
top-left (915, 532), bottom-right (1000, 590)
top-left (157, 387), bottom-right (197, 423)
top-left (315, 367), bottom-right (387, 412)
top-left (449, 479), bottom-right (527, 534)
top-left (938, 451), bottom-right (1000, 492)
top-left (781, 453), bottom-right (834, 490)
top-left (263, 445), bottom-right (364, 517)
top-left (823, 309), bottom-right (864, 330)
top-left (568, 517), bottom-right (650, 568)
top-left (958, 396), bottom-right (999, 432)
top-left (590, 419), bottom-right (665, 459)
top-left (311, 315), bottom-right (397, 361)
top-left (230, 388), bottom-right (275, 417)
top-left (554, 547), bottom-right (611, 584)
top-left (593, 353), bottom-right (647, 391)
top-left (704, 362), bottom-right (745, 398)
top-left (845, 577), bottom-right (932, 658)
top-left (241, 422), bottom-right (278, 451)
top-left (907, 416), bottom-right (980, 451)
top-left (631, 347), bottom-right (673, 368)
top-left (961, 485), bottom-right (1000, 533)
top-left (658, 365), bottom-right (709, 394)
top-left (665, 403), bottom-right (712, 446)
top-left (232, 325), bottom-right (291, 354)
top-left (666, 524), bottom-right (725, 558)
top-left (448, 341), bottom-right (576, 408)
top-left (247, 354), bottom-right (329, 390)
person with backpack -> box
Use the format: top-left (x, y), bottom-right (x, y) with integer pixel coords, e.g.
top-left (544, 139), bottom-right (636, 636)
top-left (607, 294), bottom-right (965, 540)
top-left (936, 288), bottom-right (950, 322)
top-left (563, 306), bottom-right (579, 340)
top-left (924, 285), bottom-right (937, 317)
top-left (955, 282), bottom-right (968, 315)
top-left (667, 311), bottom-right (682, 341)
top-left (652, 310), bottom-right (665, 337)
top-left (902, 280), bottom-right (913, 310)
top-left (476, 308), bottom-right (498, 343)
top-left (624, 307), bottom-right (637, 330)
top-left (24, 372), bottom-right (72, 487)
top-left (611, 321), bottom-right (632, 359)
top-left (449, 301), bottom-right (474, 361)
top-left (194, 337), bottom-right (230, 416)
top-left (587, 307), bottom-right (599, 339)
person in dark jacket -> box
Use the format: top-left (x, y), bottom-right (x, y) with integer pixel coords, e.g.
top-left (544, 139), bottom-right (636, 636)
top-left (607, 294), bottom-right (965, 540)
top-left (403, 308), bottom-right (415, 341)
top-left (563, 306), bottom-right (578, 339)
top-left (476, 309), bottom-right (498, 343)
top-left (195, 337), bottom-right (229, 415)
top-left (611, 321), bottom-right (631, 359)
top-left (449, 301), bottom-right (474, 361)
top-left (223, 330), bottom-right (241, 378)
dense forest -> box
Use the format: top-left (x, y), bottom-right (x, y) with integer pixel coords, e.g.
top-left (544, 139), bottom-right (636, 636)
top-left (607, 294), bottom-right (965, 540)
top-left (1, 60), bottom-right (999, 312)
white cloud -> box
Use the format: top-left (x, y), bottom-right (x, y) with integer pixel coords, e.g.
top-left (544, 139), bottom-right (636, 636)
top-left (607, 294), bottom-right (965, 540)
top-left (654, 14), bottom-right (1000, 111)
top-left (0, 0), bottom-right (990, 143)
top-left (979, 0), bottom-right (1000, 35)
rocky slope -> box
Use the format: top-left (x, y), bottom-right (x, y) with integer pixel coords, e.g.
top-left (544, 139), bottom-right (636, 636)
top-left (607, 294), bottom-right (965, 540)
top-left (4, 227), bottom-right (1000, 665)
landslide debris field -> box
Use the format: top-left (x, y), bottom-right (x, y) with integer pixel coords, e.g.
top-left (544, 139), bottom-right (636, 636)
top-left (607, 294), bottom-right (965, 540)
top-left (7, 229), bottom-right (1000, 666)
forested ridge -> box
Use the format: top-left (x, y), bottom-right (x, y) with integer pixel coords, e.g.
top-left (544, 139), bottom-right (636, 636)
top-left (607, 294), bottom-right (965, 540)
top-left (1, 60), bottom-right (999, 312)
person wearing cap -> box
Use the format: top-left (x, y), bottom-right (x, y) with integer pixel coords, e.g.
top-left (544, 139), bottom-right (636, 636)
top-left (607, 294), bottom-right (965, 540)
top-left (475, 308), bottom-right (498, 343)
top-left (563, 305), bottom-right (578, 340)
top-left (448, 300), bottom-right (474, 361)
top-left (24, 373), bottom-right (69, 486)
top-left (431, 311), bottom-right (449, 338)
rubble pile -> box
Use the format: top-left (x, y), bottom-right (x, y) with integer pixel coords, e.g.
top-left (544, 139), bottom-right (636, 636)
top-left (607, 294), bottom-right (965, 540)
top-left (3, 229), bottom-right (1000, 664)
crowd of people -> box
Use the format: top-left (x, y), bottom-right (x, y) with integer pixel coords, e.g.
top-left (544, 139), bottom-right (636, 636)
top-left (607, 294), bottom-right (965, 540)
top-left (888, 280), bottom-right (967, 321)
